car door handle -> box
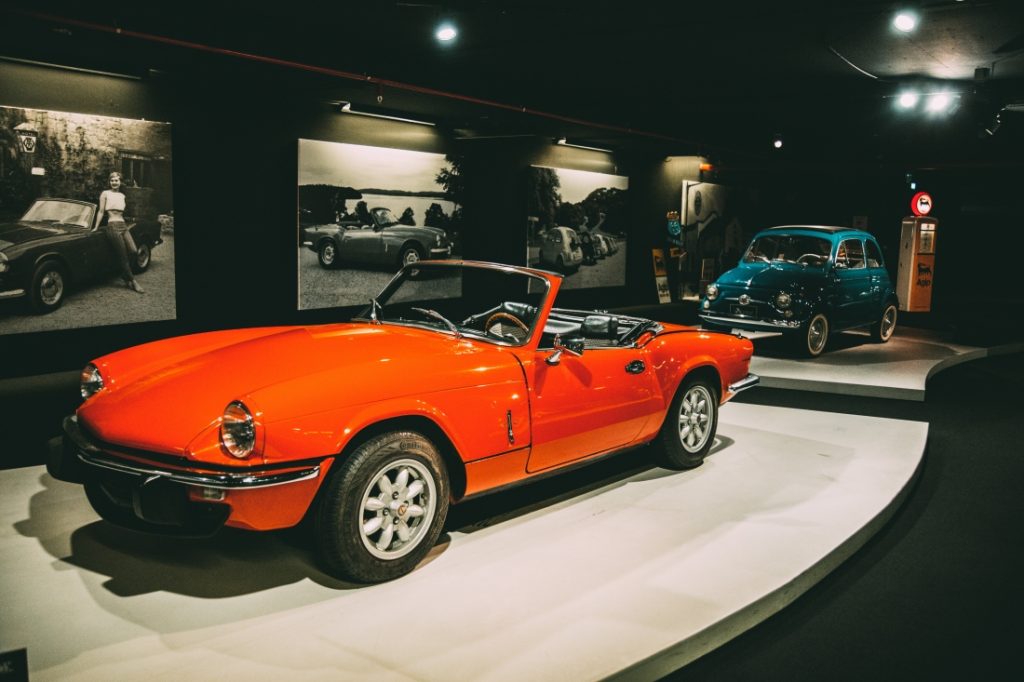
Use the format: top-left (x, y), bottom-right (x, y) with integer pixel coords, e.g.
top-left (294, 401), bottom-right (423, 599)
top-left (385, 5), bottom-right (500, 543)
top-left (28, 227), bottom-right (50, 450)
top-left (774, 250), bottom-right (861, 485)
top-left (625, 360), bottom-right (646, 374)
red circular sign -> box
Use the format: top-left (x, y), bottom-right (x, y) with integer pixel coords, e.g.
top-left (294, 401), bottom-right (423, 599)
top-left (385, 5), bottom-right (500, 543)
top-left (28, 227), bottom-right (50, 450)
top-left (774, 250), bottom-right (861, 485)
top-left (911, 191), bottom-right (933, 216)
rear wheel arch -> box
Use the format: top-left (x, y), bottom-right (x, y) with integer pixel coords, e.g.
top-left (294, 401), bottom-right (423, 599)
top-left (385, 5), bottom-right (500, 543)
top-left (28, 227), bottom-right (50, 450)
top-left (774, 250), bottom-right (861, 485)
top-left (679, 364), bottom-right (722, 403)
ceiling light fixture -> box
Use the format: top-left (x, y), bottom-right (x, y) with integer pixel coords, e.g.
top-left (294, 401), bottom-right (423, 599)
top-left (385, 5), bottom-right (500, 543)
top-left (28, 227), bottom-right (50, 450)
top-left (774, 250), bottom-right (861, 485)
top-left (897, 92), bottom-right (920, 109)
top-left (555, 137), bottom-right (612, 153)
top-left (892, 12), bottom-right (918, 33)
top-left (337, 101), bottom-right (435, 126)
top-left (772, 134), bottom-right (783, 149)
top-left (925, 92), bottom-right (953, 113)
top-left (435, 22), bottom-right (457, 43)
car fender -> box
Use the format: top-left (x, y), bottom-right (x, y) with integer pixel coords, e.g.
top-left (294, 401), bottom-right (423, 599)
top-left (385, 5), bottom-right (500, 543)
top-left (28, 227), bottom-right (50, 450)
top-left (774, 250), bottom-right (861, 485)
top-left (261, 376), bottom-right (531, 467)
top-left (645, 330), bottom-right (751, 404)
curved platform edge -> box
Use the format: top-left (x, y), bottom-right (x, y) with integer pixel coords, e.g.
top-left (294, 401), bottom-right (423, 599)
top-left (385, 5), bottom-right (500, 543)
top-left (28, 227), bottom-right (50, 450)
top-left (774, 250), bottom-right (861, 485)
top-left (610, 433), bottom-right (927, 680)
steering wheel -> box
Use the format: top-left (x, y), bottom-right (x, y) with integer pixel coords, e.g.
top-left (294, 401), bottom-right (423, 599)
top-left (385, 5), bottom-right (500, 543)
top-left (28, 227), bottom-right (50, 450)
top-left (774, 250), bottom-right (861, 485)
top-left (796, 253), bottom-right (823, 265)
top-left (485, 312), bottom-right (530, 340)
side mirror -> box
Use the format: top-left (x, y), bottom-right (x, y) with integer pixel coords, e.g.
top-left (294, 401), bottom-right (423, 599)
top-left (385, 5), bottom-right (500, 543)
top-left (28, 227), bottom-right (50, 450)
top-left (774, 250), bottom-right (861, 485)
top-left (545, 335), bottom-right (585, 365)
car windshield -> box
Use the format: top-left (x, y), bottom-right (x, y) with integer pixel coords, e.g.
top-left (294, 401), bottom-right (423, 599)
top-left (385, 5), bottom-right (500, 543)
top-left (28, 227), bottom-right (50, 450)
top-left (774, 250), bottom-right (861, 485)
top-left (372, 208), bottom-right (400, 228)
top-left (744, 234), bottom-right (831, 267)
top-left (21, 200), bottom-right (93, 229)
top-left (356, 263), bottom-right (551, 346)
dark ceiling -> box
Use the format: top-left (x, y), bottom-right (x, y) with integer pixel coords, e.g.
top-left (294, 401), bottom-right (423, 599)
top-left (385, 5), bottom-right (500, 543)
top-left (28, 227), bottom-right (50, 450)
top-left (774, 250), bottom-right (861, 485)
top-left (3, 1), bottom-right (1024, 167)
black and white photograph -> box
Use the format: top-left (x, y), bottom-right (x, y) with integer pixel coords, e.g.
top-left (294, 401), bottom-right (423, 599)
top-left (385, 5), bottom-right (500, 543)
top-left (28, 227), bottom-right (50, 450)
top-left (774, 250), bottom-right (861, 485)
top-left (297, 139), bottom-right (462, 310)
top-left (526, 165), bottom-right (628, 290)
top-left (679, 180), bottom-right (748, 299)
top-left (0, 105), bottom-right (175, 334)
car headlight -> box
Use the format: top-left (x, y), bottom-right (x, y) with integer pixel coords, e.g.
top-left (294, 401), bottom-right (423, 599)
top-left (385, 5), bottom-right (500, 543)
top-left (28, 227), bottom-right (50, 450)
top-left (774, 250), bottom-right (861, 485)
top-left (706, 283), bottom-right (720, 301)
top-left (220, 401), bottom-right (256, 458)
top-left (774, 292), bottom-right (792, 309)
top-left (436, 234), bottom-right (442, 246)
top-left (80, 363), bottom-right (104, 400)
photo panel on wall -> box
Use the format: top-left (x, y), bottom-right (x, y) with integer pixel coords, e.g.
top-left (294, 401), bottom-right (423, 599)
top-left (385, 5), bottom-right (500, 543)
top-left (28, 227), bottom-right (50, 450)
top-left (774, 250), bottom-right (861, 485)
top-left (526, 165), bottom-right (628, 290)
top-left (0, 105), bottom-right (176, 335)
top-left (297, 139), bottom-right (463, 310)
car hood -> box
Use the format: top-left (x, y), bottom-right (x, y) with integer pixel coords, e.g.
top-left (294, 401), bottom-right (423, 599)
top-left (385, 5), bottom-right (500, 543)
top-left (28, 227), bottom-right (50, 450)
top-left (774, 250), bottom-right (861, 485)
top-left (716, 262), bottom-right (827, 292)
top-left (77, 323), bottom-right (523, 455)
top-left (0, 221), bottom-right (83, 249)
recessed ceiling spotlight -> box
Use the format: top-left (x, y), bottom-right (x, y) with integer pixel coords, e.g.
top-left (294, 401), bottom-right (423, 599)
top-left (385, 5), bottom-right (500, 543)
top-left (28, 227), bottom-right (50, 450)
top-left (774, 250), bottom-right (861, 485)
top-left (898, 92), bottom-right (920, 109)
top-left (435, 22), bottom-right (458, 43)
top-left (772, 134), bottom-right (783, 149)
top-left (893, 12), bottom-right (918, 33)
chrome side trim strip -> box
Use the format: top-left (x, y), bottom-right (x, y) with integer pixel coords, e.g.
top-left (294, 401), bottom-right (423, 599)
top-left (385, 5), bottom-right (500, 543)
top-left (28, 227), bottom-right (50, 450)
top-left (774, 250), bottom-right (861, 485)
top-left (728, 373), bottom-right (761, 394)
top-left (0, 289), bottom-right (26, 299)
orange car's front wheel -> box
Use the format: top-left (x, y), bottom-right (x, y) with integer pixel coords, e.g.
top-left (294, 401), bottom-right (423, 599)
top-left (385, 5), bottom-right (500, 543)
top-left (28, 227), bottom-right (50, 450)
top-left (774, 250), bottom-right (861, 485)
top-left (315, 430), bottom-right (450, 583)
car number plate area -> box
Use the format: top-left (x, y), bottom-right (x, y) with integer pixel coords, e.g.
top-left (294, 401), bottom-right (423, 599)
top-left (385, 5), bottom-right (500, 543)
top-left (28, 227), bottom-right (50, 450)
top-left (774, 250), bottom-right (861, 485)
top-left (730, 304), bottom-right (758, 317)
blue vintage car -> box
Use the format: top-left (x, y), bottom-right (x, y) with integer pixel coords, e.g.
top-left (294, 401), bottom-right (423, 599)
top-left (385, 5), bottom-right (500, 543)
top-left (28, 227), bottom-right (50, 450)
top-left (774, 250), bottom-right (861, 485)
top-left (699, 226), bottom-right (898, 356)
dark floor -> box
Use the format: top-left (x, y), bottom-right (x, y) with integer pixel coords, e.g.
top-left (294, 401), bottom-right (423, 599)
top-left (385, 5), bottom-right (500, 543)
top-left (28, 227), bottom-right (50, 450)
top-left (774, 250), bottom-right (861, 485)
top-left (665, 351), bottom-right (1024, 681)
top-left (2, 350), bottom-right (1022, 681)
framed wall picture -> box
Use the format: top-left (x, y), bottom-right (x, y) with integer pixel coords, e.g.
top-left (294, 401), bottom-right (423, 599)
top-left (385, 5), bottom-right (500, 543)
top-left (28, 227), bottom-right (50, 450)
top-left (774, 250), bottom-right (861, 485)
top-left (526, 165), bottom-right (628, 290)
top-left (297, 139), bottom-right (461, 310)
top-left (0, 105), bottom-right (175, 334)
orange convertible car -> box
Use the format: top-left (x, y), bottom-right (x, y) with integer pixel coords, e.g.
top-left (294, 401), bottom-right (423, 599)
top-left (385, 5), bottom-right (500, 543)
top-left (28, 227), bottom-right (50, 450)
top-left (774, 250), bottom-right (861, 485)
top-left (49, 261), bottom-right (758, 583)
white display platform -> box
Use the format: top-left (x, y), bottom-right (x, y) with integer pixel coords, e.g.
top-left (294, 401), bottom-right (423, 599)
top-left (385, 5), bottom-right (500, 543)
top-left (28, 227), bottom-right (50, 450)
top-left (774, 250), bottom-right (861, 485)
top-left (746, 328), bottom-right (1023, 400)
top-left (0, 404), bottom-right (927, 681)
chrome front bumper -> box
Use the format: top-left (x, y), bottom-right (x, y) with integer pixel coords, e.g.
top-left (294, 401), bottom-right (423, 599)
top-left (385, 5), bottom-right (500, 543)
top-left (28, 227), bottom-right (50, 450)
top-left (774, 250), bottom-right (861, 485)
top-left (62, 415), bottom-right (321, 490)
top-left (700, 313), bottom-right (802, 330)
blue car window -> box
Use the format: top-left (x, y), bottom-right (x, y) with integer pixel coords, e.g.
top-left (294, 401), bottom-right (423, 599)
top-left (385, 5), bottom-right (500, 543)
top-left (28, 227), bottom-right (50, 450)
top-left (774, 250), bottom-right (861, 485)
top-left (744, 234), bottom-right (830, 267)
top-left (839, 238), bottom-right (866, 269)
top-left (865, 239), bottom-right (883, 268)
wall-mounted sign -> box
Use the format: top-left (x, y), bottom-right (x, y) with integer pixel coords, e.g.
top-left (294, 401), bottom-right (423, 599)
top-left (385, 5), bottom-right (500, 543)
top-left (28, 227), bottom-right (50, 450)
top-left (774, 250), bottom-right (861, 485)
top-left (666, 209), bottom-right (681, 237)
top-left (911, 191), bottom-right (933, 216)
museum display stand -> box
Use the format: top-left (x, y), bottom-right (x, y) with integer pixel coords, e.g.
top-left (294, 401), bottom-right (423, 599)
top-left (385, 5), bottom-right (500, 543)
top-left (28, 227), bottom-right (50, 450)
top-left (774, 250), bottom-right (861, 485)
top-left (0, 403), bottom-right (926, 681)
top-left (746, 328), bottom-right (1024, 400)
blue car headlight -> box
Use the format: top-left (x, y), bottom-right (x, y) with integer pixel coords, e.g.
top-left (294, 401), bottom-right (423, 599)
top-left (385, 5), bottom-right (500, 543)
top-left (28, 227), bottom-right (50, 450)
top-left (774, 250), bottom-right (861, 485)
top-left (706, 283), bottom-right (720, 301)
top-left (774, 292), bottom-right (792, 309)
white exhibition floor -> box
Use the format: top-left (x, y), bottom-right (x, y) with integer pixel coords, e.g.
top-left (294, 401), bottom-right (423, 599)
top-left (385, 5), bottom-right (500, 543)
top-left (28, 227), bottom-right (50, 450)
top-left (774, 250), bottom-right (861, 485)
top-left (746, 328), bottom-right (1024, 400)
top-left (0, 404), bottom-right (927, 681)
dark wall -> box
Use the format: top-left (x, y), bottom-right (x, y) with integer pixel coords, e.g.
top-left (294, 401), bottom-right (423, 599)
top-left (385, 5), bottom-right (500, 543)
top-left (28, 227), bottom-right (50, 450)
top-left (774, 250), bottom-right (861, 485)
top-left (0, 59), bottom-right (675, 381)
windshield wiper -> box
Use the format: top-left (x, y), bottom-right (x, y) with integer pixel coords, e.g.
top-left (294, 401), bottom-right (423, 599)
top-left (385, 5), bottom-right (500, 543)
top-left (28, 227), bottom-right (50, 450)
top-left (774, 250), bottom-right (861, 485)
top-left (369, 297), bottom-right (382, 324)
top-left (411, 307), bottom-right (461, 338)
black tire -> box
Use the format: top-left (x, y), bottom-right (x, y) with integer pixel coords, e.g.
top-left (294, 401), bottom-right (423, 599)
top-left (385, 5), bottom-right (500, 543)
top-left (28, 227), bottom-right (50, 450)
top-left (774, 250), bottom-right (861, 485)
top-left (29, 260), bottom-right (67, 314)
top-left (316, 430), bottom-right (450, 583)
top-left (797, 312), bottom-right (830, 357)
top-left (130, 242), bottom-right (152, 274)
top-left (653, 376), bottom-right (719, 470)
top-left (318, 240), bottom-right (339, 269)
top-left (870, 303), bottom-right (898, 343)
top-left (398, 244), bottom-right (422, 268)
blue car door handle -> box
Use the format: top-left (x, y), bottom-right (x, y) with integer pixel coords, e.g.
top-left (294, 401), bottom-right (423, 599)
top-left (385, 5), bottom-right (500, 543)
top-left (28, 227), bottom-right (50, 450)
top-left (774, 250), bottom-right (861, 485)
top-left (626, 360), bottom-right (646, 374)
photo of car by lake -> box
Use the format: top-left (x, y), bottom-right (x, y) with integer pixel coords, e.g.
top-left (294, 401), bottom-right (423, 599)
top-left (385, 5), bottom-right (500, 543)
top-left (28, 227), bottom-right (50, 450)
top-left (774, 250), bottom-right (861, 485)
top-left (526, 165), bottom-right (628, 290)
top-left (298, 140), bottom-right (461, 310)
top-left (0, 105), bottom-right (175, 335)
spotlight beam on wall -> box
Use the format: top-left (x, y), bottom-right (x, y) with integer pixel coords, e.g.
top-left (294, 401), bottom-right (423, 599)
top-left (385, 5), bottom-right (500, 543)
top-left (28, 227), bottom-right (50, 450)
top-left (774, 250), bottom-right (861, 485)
top-left (337, 101), bottom-right (435, 126)
top-left (555, 137), bottom-right (612, 153)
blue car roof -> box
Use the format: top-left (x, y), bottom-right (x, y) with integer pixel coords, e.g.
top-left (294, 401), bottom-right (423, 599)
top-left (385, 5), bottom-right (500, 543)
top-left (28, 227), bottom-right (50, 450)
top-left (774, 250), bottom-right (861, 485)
top-left (755, 225), bottom-right (876, 242)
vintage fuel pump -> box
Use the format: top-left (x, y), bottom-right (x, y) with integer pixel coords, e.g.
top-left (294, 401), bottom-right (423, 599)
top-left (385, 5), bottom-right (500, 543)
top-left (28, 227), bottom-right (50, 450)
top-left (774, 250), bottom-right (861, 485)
top-left (896, 191), bottom-right (938, 312)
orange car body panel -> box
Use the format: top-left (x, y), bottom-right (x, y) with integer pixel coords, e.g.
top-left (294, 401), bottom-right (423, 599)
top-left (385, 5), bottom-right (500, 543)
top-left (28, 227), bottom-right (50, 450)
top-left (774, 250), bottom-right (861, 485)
top-left (74, 265), bottom-right (754, 531)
